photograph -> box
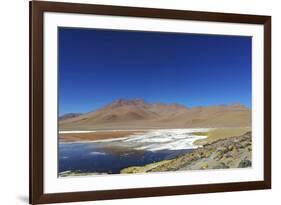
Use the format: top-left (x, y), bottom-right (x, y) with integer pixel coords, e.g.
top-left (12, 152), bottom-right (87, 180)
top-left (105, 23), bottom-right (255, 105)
top-left (58, 28), bottom-right (252, 177)
top-left (29, 1), bottom-right (271, 204)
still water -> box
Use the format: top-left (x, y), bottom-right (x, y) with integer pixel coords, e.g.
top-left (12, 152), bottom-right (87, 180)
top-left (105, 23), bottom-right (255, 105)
top-left (59, 129), bottom-right (208, 175)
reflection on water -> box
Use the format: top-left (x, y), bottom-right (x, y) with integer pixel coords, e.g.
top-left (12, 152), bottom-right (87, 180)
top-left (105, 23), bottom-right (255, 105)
top-left (59, 142), bottom-right (191, 174)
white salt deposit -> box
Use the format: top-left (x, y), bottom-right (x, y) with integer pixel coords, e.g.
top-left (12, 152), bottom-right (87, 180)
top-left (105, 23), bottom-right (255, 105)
top-left (96, 128), bottom-right (209, 151)
top-left (59, 128), bottom-right (209, 151)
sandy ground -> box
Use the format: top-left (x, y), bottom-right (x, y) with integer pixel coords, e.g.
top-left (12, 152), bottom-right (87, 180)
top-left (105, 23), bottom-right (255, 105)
top-left (59, 130), bottom-right (141, 142)
top-left (193, 127), bottom-right (251, 145)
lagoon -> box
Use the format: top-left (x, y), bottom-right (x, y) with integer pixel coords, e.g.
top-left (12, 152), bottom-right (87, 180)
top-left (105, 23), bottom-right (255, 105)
top-left (58, 129), bottom-right (208, 176)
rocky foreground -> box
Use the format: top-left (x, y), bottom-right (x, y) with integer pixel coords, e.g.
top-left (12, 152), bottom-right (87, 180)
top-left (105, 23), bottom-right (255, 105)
top-left (121, 132), bottom-right (252, 173)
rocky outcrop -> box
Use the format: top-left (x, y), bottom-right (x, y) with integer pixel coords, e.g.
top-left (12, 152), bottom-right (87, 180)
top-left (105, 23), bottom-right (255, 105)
top-left (121, 132), bottom-right (252, 173)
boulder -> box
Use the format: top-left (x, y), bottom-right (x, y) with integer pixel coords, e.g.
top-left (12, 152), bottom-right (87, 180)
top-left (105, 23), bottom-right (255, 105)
top-left (238, 160), bottom-right (252, 168)
top-left (213, 162), bottom-right (229, 169)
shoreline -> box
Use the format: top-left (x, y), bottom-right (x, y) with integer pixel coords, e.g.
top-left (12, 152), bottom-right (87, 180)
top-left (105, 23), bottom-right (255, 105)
top-left (59, 130), bottom-right (145, 142)
top-left (58, 128), bottom-right (210, 143)
top-left (58, 128), bottom-right (252, 177)
top-left (58, 131), bottom-right (252, 177)
top-left (121, 131), bottom-right (252, 173)
top-left (59, 127), bottom-right (250, 143)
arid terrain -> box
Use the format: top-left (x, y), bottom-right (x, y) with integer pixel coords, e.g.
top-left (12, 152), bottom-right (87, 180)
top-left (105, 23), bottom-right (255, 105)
top-left (58, 99), bottom-right (251, 176)
top-left (59, 98), bottom-right (251, 131)
top-left (121, 131), bottom-right (252, 174)
top-left (59, 130), bottom-right (142, 142)
top-left (59, 129), bottom-right (252, 177)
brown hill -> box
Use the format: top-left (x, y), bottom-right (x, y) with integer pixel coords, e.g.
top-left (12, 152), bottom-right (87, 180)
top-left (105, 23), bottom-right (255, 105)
top-left (59, 99), bottom-right (251, 130)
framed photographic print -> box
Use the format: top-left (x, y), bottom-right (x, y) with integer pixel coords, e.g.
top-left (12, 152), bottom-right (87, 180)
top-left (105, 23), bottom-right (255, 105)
top-left (29, 0), bottom-right (271, 204)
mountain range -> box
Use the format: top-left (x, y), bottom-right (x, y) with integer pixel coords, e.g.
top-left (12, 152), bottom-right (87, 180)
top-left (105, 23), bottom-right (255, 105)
top-left (59, 98), bottom-right (251, 130)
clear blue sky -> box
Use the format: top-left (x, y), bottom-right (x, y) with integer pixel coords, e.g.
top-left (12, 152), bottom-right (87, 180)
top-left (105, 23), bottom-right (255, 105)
top-left (59, 27), bottom-right (252, 115)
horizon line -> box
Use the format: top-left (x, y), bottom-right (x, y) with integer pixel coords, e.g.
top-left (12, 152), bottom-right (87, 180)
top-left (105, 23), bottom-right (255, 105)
top-left (59, 98), bottom-right (251, 116)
